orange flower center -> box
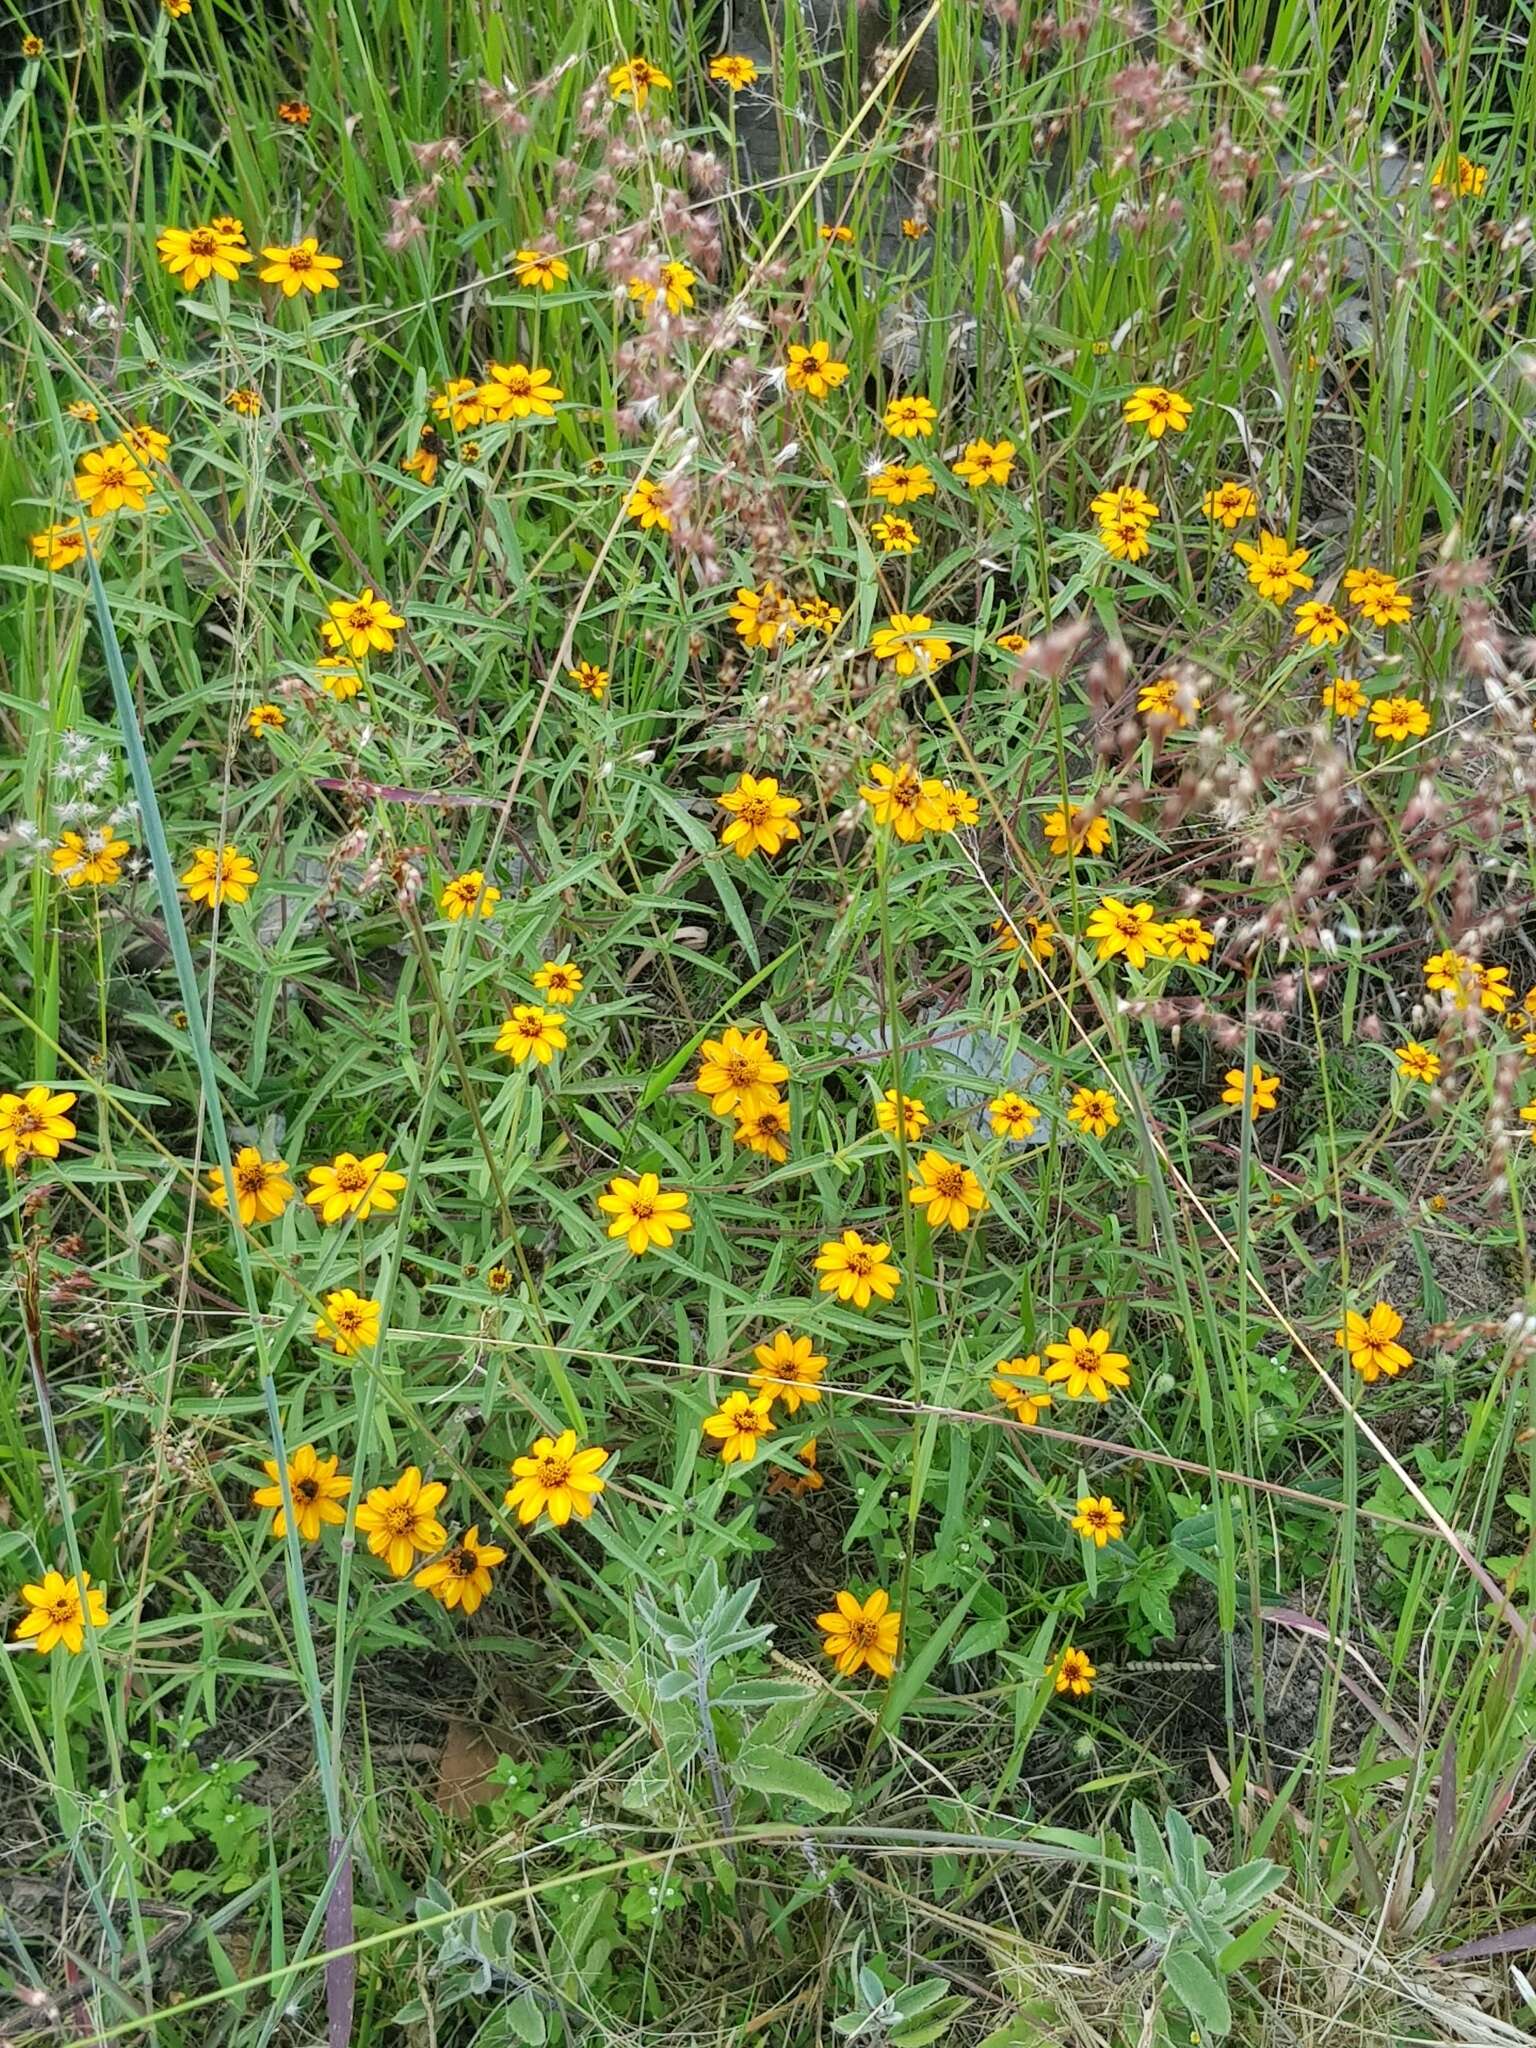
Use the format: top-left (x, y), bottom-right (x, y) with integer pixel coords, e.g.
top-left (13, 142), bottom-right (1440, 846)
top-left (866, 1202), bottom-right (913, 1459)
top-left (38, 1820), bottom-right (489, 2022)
top-left (286, 249), bottom-right (316, 275)
top-left (537, 1456), bottom-right (571, 1488)
top-left (448, 1547), bottom-right (479, 1577)
top-left (334, 1305), bottom-right (365, 1336)
top-left (630, 1197), bottom-right (655, 1223)
top-left (47, 1597), bottom-right (78, 1624)
top-left (382, 1503), bottom-right (417, 1536)
top-left (345, 604), bottom-right (375, 632)
top-left (334, 1162), bottom-right (369, 1192)
top-left (189, 230), bottom-right (218, 256)
top-left (295, 1476), bottom-right (319, 1504)
top-left (98, 465), bottom-right (127, 490)
top-left (737, 796), bottom-right (771, 828)
top-left (932, 1166), bottom-right (967, 1200)
top-left (12, 1108), bottom-right (44, 1137)
top-left (236, 1160), bottom-right (269, 1195)
top-left (503, 370), bottom-right (532, 397)
top-left (844, 1247), bottom-right (873, 1277)
top-left (847, 1616), bottom-right (879, 1648)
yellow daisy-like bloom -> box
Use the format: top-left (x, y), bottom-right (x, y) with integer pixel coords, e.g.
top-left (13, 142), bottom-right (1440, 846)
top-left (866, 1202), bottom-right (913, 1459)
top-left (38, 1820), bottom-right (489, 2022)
top-left (66, 400), bottom-right (100, 424)
top-left (322, 588), bottom-right (404, 659)
top-left (785, 339), bottom-right (849, 398)
top-left (1202, 480), bottom-right (1257, 528)
top-left (953, 437), bottom-right (1015, 488)
top-left (415, 1527), bottom-right (507, 1614)
top-left (1233, 531), bottom-right (1312, 603)
top-left (1335, 1302), bottom-right (1412, 1383)
top-left (74, 443), bottom-right (154, 516)
top-left (869, 612), bottom-right (953, 676)
top-left (1099, 514), bottom-right (1152, 562)
top-left (990, 1358), bottom-right (1051, 1427)
top-left (181, 843), bottom-right (258, 908)
top-left (1395, 1040), bottom-right (1442, 1085)
top-left (402, 431), bottom-right (441, 487)
top-left (702, 1390), bottom-right (777, 1463)
top-left (439, 869), bottom-right (500, 921)
top-left (513, 247), bottom-right (569, 291)
top-left (479, 360), bottom-right (563, 421)
top-left (930, 783), bottom-right (979, 831)
top-left (155, 221), bottom-right (251, 290)
top-left (1139, 675), bottom-right (1201, 726)
top-left (21, 32), bottom-right (44, 55)
top-left (883, 392), bottom-right (937, 438)
top-left (817, 1588), bottom-right (900, 1678)
top-left (304, 1149), bottom-right (406, 1224)
top-left (207, 1145), bottom-right (294, 1226)
top-left (431, 377), bottom-right (485, 430)
top-left (1085, 896), bottom-right (1165, 969)
top-left (355, 1467), bottom-right (448, 1577)
top-left (819, 223), bottom-right (854, 244)
top-left (625, 478), bottom-right (672, 531)
top-left (609, 53), bottom-right (671, 108)
top-left (1054, 1645), bottom-right (1096, 1696)
top-left (1475, 964), bottom-right (1513, 1013)
top-left (51, 829), bottom-right (129, 887)
top-left (734, 1100), bottom-right (790, 1161)
top-left (709, 51), bottom-right (759, 89)
top-left (225, 386), bottom-right (263, 416)
top-left (696, 1026), bottom-right (788, 1119)
top-left (1220, 1062), bottom-right (1281, 1120)
top-left (496, 1005), bottom-right (568, 1065)
top-left (908, 1149), bottom-right (987, 1232)
top-left (258, 238), bottom-right (342, 296)
top-left (750, 1329), bottom-right (826, 1413)
top-left (871, 514), bottom-right (919, 554)
top-left (1122, 385), bottom-right (1192, 437)
top-left (1161, 915), bottom-right (1214, 965)
top-left (247, 702), bottom-right (285, 739)
top-left (1342, 567), bottom-right (1413, 627)
top-left (1043, 804), bottom-right (1112, 858)
top-left (729, 582), bottom-right (800, 651)
top-left (1071, 1494), bottom-right (1125, 1548)
top-left (597, 1172), bottom-right (692, 1255)
top-left (533, 960), bottom-right (583, 1005)
top-left (1067, 1086), bottom-right (1119, 1140)
top-left (1322, 675), bottom-right (1366, 717)
top-left (505, 1430), bottom-right (609, 1526)
top-left (0, 1086), bottom-right (77, 1170)
top-left (988, 1091), bottom-right (1040, 1141)
top-left (717, 771), bottom-right (802, 859)
top-left (1424, 949), bottom-right (1481, 1009)
top-left (1042, 1326), bottom-right (1131, 1402)
top-left (1367, 695), bottom-right (1431, 743)
top-left (1091, 483), bottom-right (1158, 526)
top-left (317, 654), bottom-right (362, 699)
top-left (123, 422), bottom-right (170, 464)
top-left (276, 98), bottom-right (311, 124)
top-left (797, 595), bottom-right (843, 635)
top-left (314, 1287), bottom-right (382, 1356)
top-left (859, 761), bottom-right (946, 841)
top-left (628, 260), bottom-right (696, 316)
top-left (876, 1088), bottom-right (929, 1141)
top-left (1431, 153), bottom-right (1486, 198)
top-left (1293, 600), bottom-right (1348, 649)
top-left (901, 216), bottom-right (928, 239)
top-left (868, 461), bottom-right (935, 506)
top-left (251, 1444), bottom-right (351, 1541)
top-left (13, 1571), bottom-right (108, 1656)
top-left (29, 521), bottom-right (96, 571)
top-left (570, 660), bottom-right (611, 698)
top-left (814, 1229), bottom-right (900, 1309)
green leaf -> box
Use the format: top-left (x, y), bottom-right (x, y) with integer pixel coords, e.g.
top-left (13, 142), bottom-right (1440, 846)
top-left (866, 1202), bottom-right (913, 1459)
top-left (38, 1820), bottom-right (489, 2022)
top-left (1163, 1946), bottom-right (1232, 2038)
top-left (1217, 1905), bottom-right (1283, 1976)
top-left (731, 1746), bottom-right (850, 1814)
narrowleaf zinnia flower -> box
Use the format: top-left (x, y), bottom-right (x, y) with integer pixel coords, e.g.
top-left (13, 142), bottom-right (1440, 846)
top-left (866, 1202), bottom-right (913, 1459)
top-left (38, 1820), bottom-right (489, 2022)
top-left (1090, 483), bottom-right (1158, 526)
top-left (1367, 695), bottom-right (1430, 743)
top-left (814, 1230), bottom-right (900, 1309)
top-left (870, 612), bottom-right (952, 676)
top-left (415, 1527), bottom-right (506, 1614)
top-left (1202, 480), bottom-right (1257, 528)
top-left (570, 660), bottom-right (610, 697)
top-left (532, 961), bottom-right (583, 1004)
top-left (729, 582), bottom-right (799, 651)
top-left (0, 1086), bottom-right (76, 1169)
top-left (702, 1391), bottom-right (777, 1463)
top-left (1084, 896), bottom-right (1165, 968)
top-left (1071, 1496), bottom-right (1125, 1548)
top-left (1220, 1062), bottom-right (1281, 1119)
top-left (156, 221), bottom-right (252, 290)
top-left (876, 1089), bottom-right (928, 1140)
top-left (785, 339), bottom-right (848, 398)
top-left (882, 392), bottom-right (937, 438)
top-left (305, 1150), bottom-right (406, 1223)
top-left (749, 1329), bottom-right (826, 1413)
top-left (30, 521), bottom-right (95, 571)
top-left (75, 443), bottom-right (154, 516)
top-left (13, 1570), bottom-right (108, 1655)
top-left (597, 1172), bottom-right (692, 1255)
top-left (496, 1005), bottom-right (567, 1065)
top-left (1067, 1086), bottom-right (1118, 1139)
top-left (51, 829), bottom-right (129, 886)
top-left (440, 870), bottom-right (500, 921)
top-left (816, 1588), bottom-right (900, 1678)
top-left (1161, 916), bottom-right (1213, 965)
top-left (695, 1027), bottom-right (787, 1118)
top-left (1042, 1325), bottom-right (1131, 1402)
top-left (1122, 385), bottom-right (1192, 437)
top-left (625, 478), bottom-right (671, 530)
top-left (505, 1430), bottom-right (609, 1526)
top-left (355, 1467), bottom-right (447, 1576)
top-left (608, 54), bottom-right (671, 107)
top-left (733, 1101), bottom-right (790, 1160)
top-left (1043, 804), bottom-right (1112, 858)
top-left (859, 761), bottom-right (946, 840)
top-left (952, 437), bottom-right (1015, 488)
top-left (717, 772), bottom-right (802, 859)
top-left (252, 1444), bottom-right (351, 1540)
top-left (1336, 1302), bottom-right (1412, 1383)
top-left (907, 1150), bottom-right (987, 1231)
top-left (322, 588), bottom-right (404, 659)
top-left (990, 1358), bottom-right (1051, 1426)
top-left (478, 360), bottom-right (563, 420)
top-left (1054, 1645), bottom-right (1095, 1695)
top-left (513, 247), bottom-right (570, 290)
top-left (181, 843), bottom-right (258, 908)
top-left (208, 1145), bottom-right (294, 1225)
top-left (315, 1288), bottom-right (382, 1356)
top-left (868, 461), bottom-right (935, 506)
top-left (1234, 531), bottom-right (1312, 603)
top-left (988, 1091), bottom-right (1040, 1141)
top-left (709, 52), bottom-right (758, 88)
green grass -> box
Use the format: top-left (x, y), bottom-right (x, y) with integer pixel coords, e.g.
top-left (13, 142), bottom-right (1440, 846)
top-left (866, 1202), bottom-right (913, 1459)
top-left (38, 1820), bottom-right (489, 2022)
top-left (4, 0), bottom-right (1536, 2042)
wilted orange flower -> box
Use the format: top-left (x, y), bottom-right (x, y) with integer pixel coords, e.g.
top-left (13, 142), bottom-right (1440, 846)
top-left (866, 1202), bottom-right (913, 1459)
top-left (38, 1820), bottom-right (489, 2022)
top-left (276, 98), bottom-right (311, 124)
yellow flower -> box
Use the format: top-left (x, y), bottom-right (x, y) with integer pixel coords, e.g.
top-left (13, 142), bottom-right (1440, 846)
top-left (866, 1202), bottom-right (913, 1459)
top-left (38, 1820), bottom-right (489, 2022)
top-left (0, 1086), bottom-right (77, 1170)
top-left (487, 1263), bottom-right (513, 1292)
top-left (74, 442), bottom-right (154, 516)
top-left (930, 783), bottom-right (978, 831)
top-left (207, 1145), bottom-right (294, 1225)
top-left (1233, 530), bottom-right (1313, 603)
top-left (1431, 153), bottom-right (1486, 197)
top-left (513, 247), bottom-right (569, 291)
top-left (258, 239), bottom-right (342, 297)
top-left (702, 1390), bottom-right (777, 1463)
top-left (1099, 514), bottom-right (1152, 561)
top-left (871, 514), bottom-right (919, 554)
top-left (1137, 676), bottom-right (1200, 727)
top-left (355, 1467), bottom-right (448, 1576)
top-left (402, 430), bottom-right (441, 487)
top-left (816, 1588), bottom-right (900, 1678)
top-left (439, 869), bottom-right (500, 921)
top-left (21, 32), bottom-right (44, 55)
top-left (819, 223), bottom-right (854, 245)
top-left (882, 393), bottom-right (937, 438)
top-left (415, 1527), bottom-right (507, 1614)
top-left (1202, 480), bottom-right (1257, 528)
top-left (868, 461), bottom-right (935, 506)
top-left (733, 1100), bottom-right (790, 1161)
top-left (51, 829), bottom-right (129, 886)
top-left (66, 400), bottom-right (100, 424)
top-left (900, 216), bottom-right (928, 239)
top-left (1343, 567), bottom-right (1413, 627)
top-left (1335, 1302), bottom-right (1412, 1383)
top-left (156, 221), bottom-right (251, 289)
top-left (797, 595), bottom-right (843, 634)
top-left (609, 54), bottom-right (672, 107)
top-left (750, 1329), bottom-right (826, 1413)
top-left (996, 633), bottom-right (1030, 657)
top-left (247, 702), bottom-right (286, 739)
top-left (1322, 675), bottom-right (1366, 717)
top-left (13, 1570), bottom-right (108, 1656)
top-left (322, 588), bottom-right (404, 659)
top-left (814, 1229), bottom-right (900, 1308)
top-left (1395, 1041), bottom-right (1442, 1085)
top-left (122, 422), bottom-right (169, 465)
top-left (953, 437), bottom-right (1015, 488)
top-left (1043, 804), bottom-right (1112, 858)
top-left (785, 339), bottom-right (849, 398)
top-left (317, 654), bottom-right (362, 699)
top-left (1161, 915), bottom-right (1213, 965)
top-left (718, 771), bottom-right (802, 858)
top-left (729, 582), bottom-right (799, 650)
top-left (570, 660), bottom-right (610, 699)
top-left (532, 960), bottom-right (584, 1004)
top-left (251, 1444), bottom-right (350, 1541)
top-left (1071, 1494), bottom-right (1125, 1547)
top-left (1292, 600), bottom-right (1348, 648)
top-left (696, 1026), bottom-right (788, 1118)
top-left (304, 1149), bottom-right (406, 1224)
top-left (1085, 896), bottom-right (1165, 968)
top-left (225, 386), bottom-right (263, 416)
top-left (276, 97), bottom-right (311, 124)
top-left (1122, 385), bottom-right (1192, 437)
top-left (908, 1149), bottom-right (987, 1232)
top-left (1053, 1645), bottom-right (1095, 1696)
top-left (314, 1287), bottom-right (382, 1355)
top-left (628, 261), bottom-right (696, 315)
top-left (1067, 1086), bottom-right (1119, 1139)
top-left (990, 1358), bottom-right (1051, 1426)
top-left (479, 361), bottom-right (563, 421)
top-left (597, 1172), bottom-right (693, 1255)
top-left (859, 761), bottom-right (947, 841)
top-left (505, 1429), bottom-right (609, 1526)
top-left (181, 843), bottom-right (258, 908)
top-left (431, 377), bottom-right (485, 430)
top-left (1367, 695), bottom-right (1430, 743)
top-left (993, 914), bottom-right (1055, 963)
top-left (1220, 1062), bottom-right (1281, 1119)
top-left (29, 521), bottom-right (96, 571)
top-left (495, 1005), bottom-right (568, 1065)
top-left (876, 1089), bottom-right (929, 1141)
top-left (988, 1091), bottom-right (1040, 1141)
top-left (709, 52), bottom-right (759, 89)
top-left (1090, 483), bottom-right (1158, 526)
top-left (625, 478), bottom-right (672, 531)
top-left (1042, 1326), bottom-right (1131, 1402)
top-left (869, 612), bottom-right (952, 676)
top-left (1476, 964), bottom-right (1513, 1013)
top-left (1424, 949), bottom-right (1481, 1009)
